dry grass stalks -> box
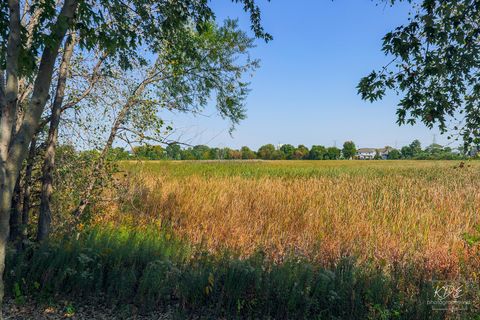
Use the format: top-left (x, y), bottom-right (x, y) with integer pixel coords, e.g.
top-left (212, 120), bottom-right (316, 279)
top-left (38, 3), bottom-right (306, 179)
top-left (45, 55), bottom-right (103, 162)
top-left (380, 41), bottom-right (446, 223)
top-left (97, 160), bottom-right (480, 278)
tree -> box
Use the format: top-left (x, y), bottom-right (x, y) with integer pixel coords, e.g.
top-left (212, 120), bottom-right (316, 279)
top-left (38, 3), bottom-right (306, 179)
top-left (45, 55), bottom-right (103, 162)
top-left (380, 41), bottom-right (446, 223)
top-left (208, 148), bottom-right (221, 160)
top-left (1, 1), bottom-right (81, 306)
top-left (257, 144), bottom-right (276, 160)
top-left (409, 140), bottom-right (422, 157)
top-left (37, 34), bottom-right (78, 241)
top-left (401, 146), bottom-right (412, 159)
top-left (358, 0), bottom-right (480, 148)
top-left (241, 146), bottom-right (256, 159)
top-left (192, 145), bottom-right (211, 160)
top-left (166, 144), bottom-right (182, 160)
top-left (387, 149), bottom-right (401, 160)
top-left (280, 144), bottom-right (295, 159)
top-left (228, 149), bottom-right (242, 160)
top-left (108, 148), bottom-right (130, 161)
top-left (181, 149), bottom-right (195, 160)
top-left (425, 143), bottom-right (443, 155)
top-left (309, 145), bottom-right (327, 160)
top-left (326, 147), bottom-right (341, 160)
top-left (0, 1), bottom-right (270, 311)
top-left (134, 145), bottom-right (165, 160)
top-left (72, 19), bottom-right (259, 217)
top-left (293, 145), bottom-right (309, 160)
top-left (271, 149), bottom-right (285, 160)
top-left (342, 141), bottom-right (356, 159)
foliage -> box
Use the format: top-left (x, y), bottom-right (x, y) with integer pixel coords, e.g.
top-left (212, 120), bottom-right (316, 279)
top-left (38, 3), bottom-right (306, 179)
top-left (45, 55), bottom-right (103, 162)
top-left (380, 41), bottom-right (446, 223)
top-left (359, 0), bottom-right (480, 148)
top-left (400, 140), bottom-right (422, 159)
top-left (108, 139), bottom-right (467, 161)
top-left (72, 18), bottom-right (260, 152)
top-left (387, 149), bottom-right (401, 159)
top-left (342, 141), bottom-right (357, 159)
top-left (166, 144), bottom-right (182, 160)
top-left (107, 148), bottom-right (131, 161)
top-left (293, 144), bottom-right (309, 160)
top-left (0, 0), bottom-right (271, 75)
top-left (133, 145), bottom-right (165, 160)
top-left (50, 145), bottom-right (119, 232)
top-left (326, 147), bottom-right (341, 160)
top-left (309, 145), bottom-right (327, 160)
top-left (257, 144), bottom-right (276, 160)
top-left (240, 146), bottom-right (256, 159)
top-left (280, 144), bottom-right (295, 160)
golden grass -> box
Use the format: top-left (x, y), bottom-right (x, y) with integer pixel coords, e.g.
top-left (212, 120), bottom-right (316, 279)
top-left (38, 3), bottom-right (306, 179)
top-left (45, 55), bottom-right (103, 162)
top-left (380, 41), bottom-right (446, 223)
top-left (98, 160), bottom-right (480, 277)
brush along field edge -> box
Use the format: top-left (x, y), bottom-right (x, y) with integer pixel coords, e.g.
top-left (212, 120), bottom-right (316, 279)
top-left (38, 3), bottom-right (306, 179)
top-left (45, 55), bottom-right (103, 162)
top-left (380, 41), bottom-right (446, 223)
top-left (0, 1), bottom-right (78, 317)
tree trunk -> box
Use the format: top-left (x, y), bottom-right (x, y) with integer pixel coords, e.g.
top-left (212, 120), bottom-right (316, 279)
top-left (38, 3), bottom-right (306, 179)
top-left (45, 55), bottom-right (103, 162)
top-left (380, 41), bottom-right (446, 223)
top-left (72, 105), bottom-right (130, 217)
top-left (8, 177), bottom-right (22, 242)
top-left (0, 1), bottom-right (22, 316)
top-left (0, 161), bottom-right (16, 320)
top-left (19, 135), bottom-right (37, 247)
top-left (37, 34), bottom-right (76, 242)
top-left (0, 200), bottom-right (10, 320)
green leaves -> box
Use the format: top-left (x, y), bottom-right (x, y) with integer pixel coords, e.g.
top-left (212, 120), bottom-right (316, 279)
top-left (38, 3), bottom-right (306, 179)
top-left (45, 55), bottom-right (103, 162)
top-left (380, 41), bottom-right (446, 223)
top-left (70, 17), bottom-right (258, 150)
top-left (150, 18), bottom-right (258, 129)
top-left (360, 0), bottom-right (480, 149)
top-left (357, 71), bottom-right (387, 102)
top-left (1, 0), bottom-right (268, 77)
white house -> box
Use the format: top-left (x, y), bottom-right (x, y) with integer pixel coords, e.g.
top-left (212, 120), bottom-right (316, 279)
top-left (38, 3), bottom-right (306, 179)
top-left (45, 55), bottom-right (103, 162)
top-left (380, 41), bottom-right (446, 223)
top-left (356, 148), bottom-right (376, 160)
top-left (357, 147), bottom-right (393, 160)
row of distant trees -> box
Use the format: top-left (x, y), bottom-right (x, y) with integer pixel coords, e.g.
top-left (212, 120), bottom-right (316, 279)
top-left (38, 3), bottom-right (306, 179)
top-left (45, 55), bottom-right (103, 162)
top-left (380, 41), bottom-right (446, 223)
top-left (110, 139), bottom-right (470, 161)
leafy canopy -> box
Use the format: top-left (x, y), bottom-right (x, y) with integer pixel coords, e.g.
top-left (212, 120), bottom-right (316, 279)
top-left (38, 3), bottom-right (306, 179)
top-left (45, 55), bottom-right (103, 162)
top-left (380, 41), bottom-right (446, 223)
top-left (0, 0), bottom-right (271, 75)
top-left (358, 0), bottom-right (480, 148)
top-left (342, 141), bottom-right (356, 159)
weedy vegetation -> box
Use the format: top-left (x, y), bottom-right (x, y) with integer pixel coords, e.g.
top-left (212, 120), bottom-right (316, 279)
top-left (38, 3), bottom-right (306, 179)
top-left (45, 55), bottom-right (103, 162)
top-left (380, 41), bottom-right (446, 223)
top-left (7, 160), bottom-right (480, 319)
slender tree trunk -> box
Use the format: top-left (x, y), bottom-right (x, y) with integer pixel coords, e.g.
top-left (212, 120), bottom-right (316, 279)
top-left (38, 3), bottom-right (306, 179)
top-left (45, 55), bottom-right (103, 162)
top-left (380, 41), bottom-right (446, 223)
top-left (8, 177), bottom-right (22, 242)
top-left (20, 135), bottom-right (37, 247)
top-left (0, 165), bottom-right (16, 320)
top-left (37, 34), bottom-right (76, 241)
top-left (73, 63), bottom-right (158, 219)
top-left (0, 1), bottom-right (22, 315)
top-left (72, 62), bottom-right (158, 218)
top-left (72, 105), bottom-right (131, 217)
top-left (0, 194), bottom-right (11, 320)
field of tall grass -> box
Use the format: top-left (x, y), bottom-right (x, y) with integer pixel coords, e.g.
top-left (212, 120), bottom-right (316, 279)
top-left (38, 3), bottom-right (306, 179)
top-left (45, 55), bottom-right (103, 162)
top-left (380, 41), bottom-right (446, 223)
top-left (112, 160), bottom-right (480, 274)
top-left (9, 160), bottom-right (480, 318)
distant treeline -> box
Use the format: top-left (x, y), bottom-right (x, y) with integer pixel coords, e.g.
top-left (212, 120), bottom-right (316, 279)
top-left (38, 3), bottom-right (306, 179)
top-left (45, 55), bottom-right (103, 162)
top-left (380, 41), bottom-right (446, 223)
top-left (109, 139), bottom-right (473, 161)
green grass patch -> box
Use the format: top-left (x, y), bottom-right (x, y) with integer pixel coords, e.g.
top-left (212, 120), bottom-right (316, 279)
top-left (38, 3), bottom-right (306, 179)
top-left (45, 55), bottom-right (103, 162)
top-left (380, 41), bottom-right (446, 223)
top-left (6, 225), bottom-right (462, 319)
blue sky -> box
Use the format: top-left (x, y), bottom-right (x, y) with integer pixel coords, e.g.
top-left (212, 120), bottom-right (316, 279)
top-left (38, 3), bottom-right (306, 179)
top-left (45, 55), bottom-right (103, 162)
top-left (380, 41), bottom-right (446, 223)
top-left (163, 0), bottom-right (453, 150)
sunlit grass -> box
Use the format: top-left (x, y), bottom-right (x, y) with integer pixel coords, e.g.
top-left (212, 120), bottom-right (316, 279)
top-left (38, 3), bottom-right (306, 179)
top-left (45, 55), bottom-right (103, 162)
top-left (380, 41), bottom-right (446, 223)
top-left (113, 160), bottom-right (480, 276)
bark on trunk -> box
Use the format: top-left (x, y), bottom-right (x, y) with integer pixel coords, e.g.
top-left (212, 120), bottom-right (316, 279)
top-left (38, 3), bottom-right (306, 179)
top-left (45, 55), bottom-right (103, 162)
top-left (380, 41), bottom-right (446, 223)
top-left (37, 34), bottom-right (76, 241)
top-left (8, 177), bottom-right (22, 242)
top-left (20, 135), bottom-right (37, 246)
top-left (0, 2), bottom-right (22, 316)
top-left (0, 171), bottom-right (14, 320)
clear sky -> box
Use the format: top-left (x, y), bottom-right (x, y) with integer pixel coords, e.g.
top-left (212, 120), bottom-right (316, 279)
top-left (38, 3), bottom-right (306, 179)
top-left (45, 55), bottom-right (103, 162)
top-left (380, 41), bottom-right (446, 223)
top-left (162, 0), bottom-right (452, 151)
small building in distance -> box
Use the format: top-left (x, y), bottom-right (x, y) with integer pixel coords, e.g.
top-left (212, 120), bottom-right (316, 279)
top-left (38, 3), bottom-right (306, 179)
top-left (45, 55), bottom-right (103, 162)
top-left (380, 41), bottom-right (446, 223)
top-left (357, 147), bottom-right (393, 160)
